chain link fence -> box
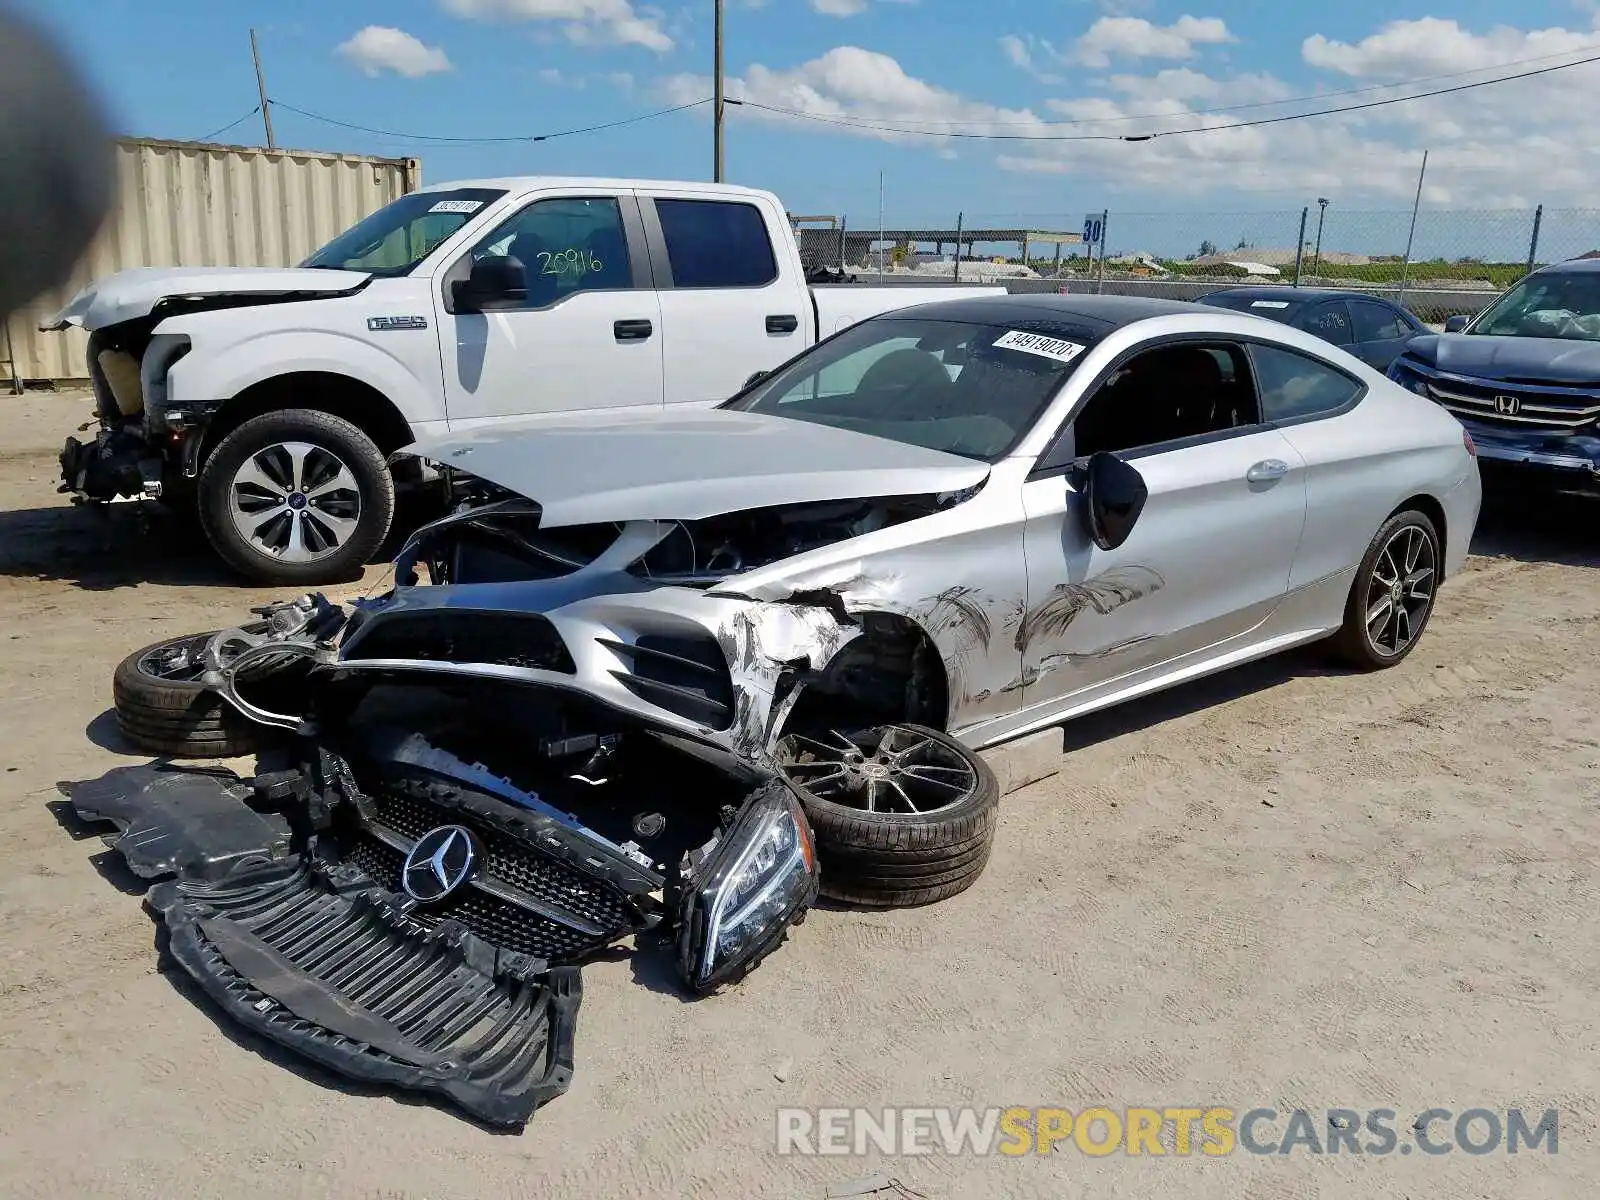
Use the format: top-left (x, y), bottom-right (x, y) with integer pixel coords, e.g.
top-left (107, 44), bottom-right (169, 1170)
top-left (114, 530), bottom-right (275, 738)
top-left (791, 207), bottom-right (1600, 325)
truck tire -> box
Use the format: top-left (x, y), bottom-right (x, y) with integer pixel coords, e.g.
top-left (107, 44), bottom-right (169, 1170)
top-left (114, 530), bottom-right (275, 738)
top-left (113, 631), bottom-right (276, 759)
top-left (198, 409), bottom-right (394, 585)
top-left (777, 723), bottom-right (999, 908)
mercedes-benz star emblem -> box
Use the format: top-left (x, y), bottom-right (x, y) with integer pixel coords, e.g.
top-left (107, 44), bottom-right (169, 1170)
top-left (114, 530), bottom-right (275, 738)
top-left (1493, 394), bottom-right (1521, 416)
top-left (401, 825), bottom-right (478, 903)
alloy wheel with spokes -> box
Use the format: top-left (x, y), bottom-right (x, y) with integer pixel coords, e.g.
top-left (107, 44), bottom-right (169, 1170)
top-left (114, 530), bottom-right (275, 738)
top-left (779, 724), bottom-right (979, 816)
top-left (1334, 509), bottom-right (1442, 671)
top-left (228, 440), bottom-right (362, 564)
top-left (198, 409), bottom-right (395, 585)
top-left (1363, 522), bottom-right (1437, 658)
top-left (776, 722), bottom-right (1000, 908)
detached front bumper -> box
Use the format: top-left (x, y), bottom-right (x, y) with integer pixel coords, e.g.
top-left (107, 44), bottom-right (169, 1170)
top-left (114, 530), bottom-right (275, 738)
top-left (1463, 422), bottom-right (1600, 495)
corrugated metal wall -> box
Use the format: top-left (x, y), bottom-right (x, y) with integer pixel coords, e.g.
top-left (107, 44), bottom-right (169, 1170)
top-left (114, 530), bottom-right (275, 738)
top-left (6, 137), bottom-right (420, 382)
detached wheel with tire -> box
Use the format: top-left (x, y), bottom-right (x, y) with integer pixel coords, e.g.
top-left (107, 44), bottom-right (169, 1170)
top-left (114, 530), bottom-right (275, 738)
top-left (113, 630), bottom-right (276, 759)
top-left (198, 409), bottom-right (394, 585)
top-left (1332, 509), bottom-right (1441, 670)
top-left (777, 723), bottom-right (999, 907)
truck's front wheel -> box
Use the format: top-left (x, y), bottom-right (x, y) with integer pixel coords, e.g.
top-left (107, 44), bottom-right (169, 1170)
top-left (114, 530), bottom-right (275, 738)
top-left (198, 409), bottom-right (395, 585)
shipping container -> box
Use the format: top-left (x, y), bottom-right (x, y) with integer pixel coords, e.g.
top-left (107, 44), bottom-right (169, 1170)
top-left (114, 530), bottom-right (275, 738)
top-left (5, 137), bottom-right (420, 384)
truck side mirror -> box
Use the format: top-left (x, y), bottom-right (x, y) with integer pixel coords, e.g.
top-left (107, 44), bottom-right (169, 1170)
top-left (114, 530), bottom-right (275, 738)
top-left (454, 254), bottom-right (528, 311)
top-left (1443, 314), bottom-right (1470, 333)
top-left (744, 369), bottom-right (771, 388)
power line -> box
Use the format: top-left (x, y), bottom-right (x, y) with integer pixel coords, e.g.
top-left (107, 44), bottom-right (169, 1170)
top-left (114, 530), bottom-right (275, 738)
top-left (192, 107), bottom-right (262, 144)
top-left (737, 39), bottom-right (1600, 131)
top-left (271, 98), bottom-right (711, 145)
top-left (728, 48), bottom-right (1600, 142)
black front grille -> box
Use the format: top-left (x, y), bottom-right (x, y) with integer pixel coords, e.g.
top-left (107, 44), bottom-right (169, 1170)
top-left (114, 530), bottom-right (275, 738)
top-left (344, 611), bottom-right (575, 673)
top-left (341, 781), bottom-right (636, 962)
top-left (601, 632), bottom-right (734, 727)
top-left (1424, 375), bottom-right (1600, 433)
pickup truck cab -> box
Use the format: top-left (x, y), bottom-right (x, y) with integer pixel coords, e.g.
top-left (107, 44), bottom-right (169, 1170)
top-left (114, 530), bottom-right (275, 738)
top-left (45, 177), bottom-right (1002, 584)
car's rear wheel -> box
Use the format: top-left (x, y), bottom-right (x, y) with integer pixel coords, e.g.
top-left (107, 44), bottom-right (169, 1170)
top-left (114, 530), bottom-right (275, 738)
top-left (198, 409), bottom-right (394, 585)
top-left (777, 723), bottom-right (999, 907)
top-left (1332, 509), bottom-right (1441, 670)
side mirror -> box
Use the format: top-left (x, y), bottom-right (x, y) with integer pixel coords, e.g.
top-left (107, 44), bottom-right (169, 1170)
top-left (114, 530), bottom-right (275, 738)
top-left (454, 254), bottom-right (528, 311)
top-left (744, 369), bottom-right (771, 388)
top-left (1079, 451), bottom-right (1148, 551)
top-left (1443, 314), bottom-right (1470, 333)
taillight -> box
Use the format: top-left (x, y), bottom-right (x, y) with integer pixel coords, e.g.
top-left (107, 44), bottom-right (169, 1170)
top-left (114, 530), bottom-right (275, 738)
top-left (1463, 427), bottom-right (1476, 457)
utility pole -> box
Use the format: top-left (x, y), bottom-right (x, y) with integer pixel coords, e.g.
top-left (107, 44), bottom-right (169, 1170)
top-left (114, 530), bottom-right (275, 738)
top-left (1292, 206), bottom-right (1308, 287)
top-left (250, 28), bottom-right (276, 148)
top-left (712, 0), bottom-right (724, 182)
top-left (1311, 197), bottom-right (1329, 279)
top-left (1397, 150), bottom-right (1428, 306)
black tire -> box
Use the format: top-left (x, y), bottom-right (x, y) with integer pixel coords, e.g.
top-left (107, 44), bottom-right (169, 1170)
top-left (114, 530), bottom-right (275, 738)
top-left (779, 723), bottom-right (999, 908)
top-left (198, 409), bottom-right (395, 585)
top-left (112, 631), bottom-right (275, 759)
top-left (1331, 509), bottom-right (1442, 671)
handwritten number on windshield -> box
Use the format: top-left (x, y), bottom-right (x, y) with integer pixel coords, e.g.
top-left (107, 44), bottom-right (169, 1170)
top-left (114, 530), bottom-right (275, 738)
top-left (537, 249), bottom-right (603, 277)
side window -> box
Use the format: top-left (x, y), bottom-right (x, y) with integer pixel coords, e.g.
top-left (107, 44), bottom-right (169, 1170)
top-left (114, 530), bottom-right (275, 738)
top-left (655, 199), bottom-right (779, 288)
top-left (469, 197), bottom-right (633, 308)
top-left (1248, 343), bottom-right (1364, 422)
top-left (1068, 342), bottom-right (1258, 460)
top-left (1297, 301), bottom-right (1354, 346)
top-left (1349, 299), bottom-right (1409, 342)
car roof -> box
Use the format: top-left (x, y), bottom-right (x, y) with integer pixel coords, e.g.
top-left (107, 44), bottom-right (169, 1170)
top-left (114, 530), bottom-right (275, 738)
top-left (1202, 286), bottom-right (1398, 304)
top-left (877, 292), bottom-right (1207, 334)
top-left (1535, 257), bottom-right (1600, 274)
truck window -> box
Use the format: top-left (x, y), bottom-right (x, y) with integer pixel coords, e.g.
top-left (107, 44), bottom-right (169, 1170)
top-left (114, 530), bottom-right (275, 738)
top-left (654, 199), bottom-right (778, 289)
top-left (470, 197), bottom-right (634, 308)
top-left (302, 187), bottom-right (507, 276)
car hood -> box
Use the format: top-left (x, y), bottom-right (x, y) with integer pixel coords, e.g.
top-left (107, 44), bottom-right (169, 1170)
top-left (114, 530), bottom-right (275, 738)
top-left (1404, 333), bottom-right (1600, 385)
top-left (409, 407), bottom-right (991, 528)
top-left (39, 266), bottom-right (371, 332)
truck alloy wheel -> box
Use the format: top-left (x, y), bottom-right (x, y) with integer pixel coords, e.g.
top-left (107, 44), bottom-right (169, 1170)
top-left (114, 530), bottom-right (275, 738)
top-left (198, 409), bottom-right (395, 585)
top-left (777, 723), bottom-right (999, 908)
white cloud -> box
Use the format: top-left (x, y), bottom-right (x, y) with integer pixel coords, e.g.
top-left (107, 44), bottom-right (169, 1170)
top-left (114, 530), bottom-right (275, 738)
top-left (1070, 15), bottom-right (1235, 68)
top-left (654, 17), bottom-right (1600, 207)
top-left (659, 45), bottom-right (1052, 142)
top-left (441, 0), bottom-right (673, 52)
top-left (812, 0), bottom-right (867, 14)
top-left (999, 34), bottom-right (1064, 83)
top-left (335, 26), bottom-right (453, 78)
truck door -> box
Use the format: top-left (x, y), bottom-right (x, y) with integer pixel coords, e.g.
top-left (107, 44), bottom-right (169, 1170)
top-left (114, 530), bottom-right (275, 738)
top-left (433, 191), bottom-right (664, 428)
top-left (638, 191), bottom-right (813, 405)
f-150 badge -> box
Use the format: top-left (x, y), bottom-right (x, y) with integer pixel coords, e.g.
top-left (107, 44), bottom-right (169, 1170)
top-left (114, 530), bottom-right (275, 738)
top-left (368, 315), bottom-right (429, 331)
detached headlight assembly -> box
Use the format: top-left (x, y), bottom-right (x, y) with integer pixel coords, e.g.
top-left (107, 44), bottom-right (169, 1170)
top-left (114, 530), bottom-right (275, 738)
top-left (676, 781), bottom-right (818, 993)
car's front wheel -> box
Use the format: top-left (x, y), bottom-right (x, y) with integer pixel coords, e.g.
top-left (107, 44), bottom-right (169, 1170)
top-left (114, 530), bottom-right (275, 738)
top-left (1332, 509), bottom-right (1441, 670)
top-left (777, 723), bottom-right (999, 907)
top-left (198, 409), bottom-right (394, 585)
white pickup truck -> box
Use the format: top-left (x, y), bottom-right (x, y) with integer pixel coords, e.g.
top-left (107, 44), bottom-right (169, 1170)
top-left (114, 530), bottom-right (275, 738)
top-left (44, 177), bottom-right (1002, 585)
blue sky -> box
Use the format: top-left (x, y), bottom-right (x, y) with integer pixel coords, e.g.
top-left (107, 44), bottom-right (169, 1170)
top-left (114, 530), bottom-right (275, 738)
top-left (18, 0), bottom-right (1600, 229)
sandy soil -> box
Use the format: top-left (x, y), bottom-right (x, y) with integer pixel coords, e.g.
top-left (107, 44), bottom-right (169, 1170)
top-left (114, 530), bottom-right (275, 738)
top-left (0, 391), bottom-right (1596, 1199)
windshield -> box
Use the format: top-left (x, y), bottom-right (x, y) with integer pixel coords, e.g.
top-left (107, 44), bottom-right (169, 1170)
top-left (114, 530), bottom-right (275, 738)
top-left (723, 316), bottom-right (1096, 461)
top-left (1469, 271), bottom-right (1600, 340)
top-left (301, 188), bottom-right (507, 276)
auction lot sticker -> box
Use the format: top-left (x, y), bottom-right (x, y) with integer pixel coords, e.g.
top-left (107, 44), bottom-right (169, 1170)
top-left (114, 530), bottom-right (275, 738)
top-left (994, 330), bottom-right (1087, 364)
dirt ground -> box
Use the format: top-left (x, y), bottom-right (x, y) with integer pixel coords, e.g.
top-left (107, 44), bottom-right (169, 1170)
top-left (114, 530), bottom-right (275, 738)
top-left (1, 391), bottom-right (1595, 1199)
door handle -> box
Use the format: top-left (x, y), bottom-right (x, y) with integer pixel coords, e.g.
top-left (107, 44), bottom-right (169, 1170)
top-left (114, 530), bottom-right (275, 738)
top-left (766, 313), bottom-right (799, 334)
top-left (1246, 459), bottom-right (1290, 483)
top-left (614, 318), bottom-right (653, 341)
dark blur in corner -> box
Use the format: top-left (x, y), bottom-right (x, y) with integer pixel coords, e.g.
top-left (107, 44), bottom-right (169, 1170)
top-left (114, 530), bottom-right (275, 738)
top-left (0, 5), bottom-right (116, 322)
